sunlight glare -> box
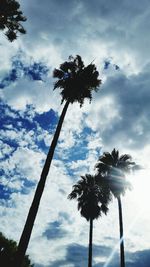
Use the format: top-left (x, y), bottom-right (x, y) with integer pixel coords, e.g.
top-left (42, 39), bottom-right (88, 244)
top-left (130, 168), bottom-right (150, 213)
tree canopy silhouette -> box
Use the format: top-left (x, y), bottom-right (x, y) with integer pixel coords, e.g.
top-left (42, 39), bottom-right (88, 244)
top-left (14, 55), bottom-right (101, 267)
top-left (68, 174), bottom-right (111, 267)
top-left (0, 0), bottom-right (26, 41)
top-left (0, 232), bottom-right (33, 267)
top-left (95, 148), bottom-right (135, 267)
top-left (53, 55), bottom-right (100, 106)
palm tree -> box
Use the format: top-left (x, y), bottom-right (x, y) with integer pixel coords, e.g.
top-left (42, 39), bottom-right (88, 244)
top-left (0, 0), bottom-right (26, 42)
top-left (68, 174), bottom-right (111, 267)
top-left (14, 55), bottom-right (101, 267)
top-left (95, 149), bottom-right (135, 267)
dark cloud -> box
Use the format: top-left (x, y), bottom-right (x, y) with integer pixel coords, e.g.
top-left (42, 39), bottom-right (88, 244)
top-left (83, 0), bottom-right (148, 21)
top-left (46, 243), bottom-right (112, 267)
top-left (35, 245), bottom-right (150, 267)
top-left (89, 67), bottom-right (150, 150)
top-left (18, 0), bottom-right (150, 67)
top-left (20, 0), bottom-right (83, 45)
top-left (127, 249), bottom-right (150, 267)
top-left (80, 0), bottom-right (150, 61)
top-left (43, 221), bottom-right (67, 240)
top-left (97, 249), bottom-right (150, 267)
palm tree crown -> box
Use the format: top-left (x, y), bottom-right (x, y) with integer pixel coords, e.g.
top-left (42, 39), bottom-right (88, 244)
top-left (68, 174), bottom-right (111, 220)
top-left (53, 55), bottom-right (101, 107)
top-left (0, 0), bottom-right (26, 41)
top-left (95, 148), bottom-right (134, 198)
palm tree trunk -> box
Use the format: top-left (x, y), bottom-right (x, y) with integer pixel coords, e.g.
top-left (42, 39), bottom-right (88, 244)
top-left (117, 196), bottom-right (125, 267)
top-left (13, 100), bottom-right (70, 267)
top-left (88, 218), bottom-right (93, 267)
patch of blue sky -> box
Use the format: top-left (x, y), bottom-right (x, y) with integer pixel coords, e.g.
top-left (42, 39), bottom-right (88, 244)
top-left (18, 117), bottom-right (36, 131)
top-left (0, 56), bottom-right (49, 89)
top-left (12, 57), bottom-right (49, 81)
top-left (54, 127), bottom-right (98, 177)
top-left (0, 184), bottom-right (11, 200)
top-left (0, 142), bottom-right (16, 160)
top-left (1, 101), bottom-right (18, 118)
top-left (21, 179), bottom-right (36, 195)
top-left (63, 127), bottom-right (98, 162)
top-left (103, 60), bottom-right (120, 71)
top-left (0, 182), bottom-right (33, 201)
top-left (36, 139), bottom-right (48, 153)
top-left (1, 103), bottom-right (58, 134)
top-left (0, 103), bottom-right (36, 135)
top-left (67, 143), bottom-right (88, 162)
top-left (1, 102), bottom-right (61, 163)
top-left (34, 109), bottom-right (58, 131)
top-left (104, 60), bottom-right (110, 70)
top-left (0, 169), bottom-right (14, 200)
top-left (0, 171), bottom-right (35, 199)
top-left (23, 62), bottom-right (49, 81)
top-left (115, 64), bottom-right (119, 70)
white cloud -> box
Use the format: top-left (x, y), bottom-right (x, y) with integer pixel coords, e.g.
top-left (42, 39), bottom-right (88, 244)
top-left (0, 77), bottom-right (62, 113)
top-left (0, 0), bottom-right (150, 266)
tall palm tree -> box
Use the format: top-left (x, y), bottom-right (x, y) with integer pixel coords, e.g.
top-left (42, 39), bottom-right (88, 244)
top-left (95, 149), bottom-right (135, 267)
top-left (14, 55), bottom-right (101, 267)
top-left (0, 0), bottom-right (26, 41)
top-left (68, 174), bottom-right (111, 267)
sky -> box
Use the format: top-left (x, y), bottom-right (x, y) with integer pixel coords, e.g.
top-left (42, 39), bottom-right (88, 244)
top-left (0, 0), bottom-right (150, 266)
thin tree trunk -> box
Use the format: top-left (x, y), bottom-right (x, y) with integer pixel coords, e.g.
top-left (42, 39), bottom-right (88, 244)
top-left (88, 218), bottom-right (93, 267)
top-left (117, 196), bottom-right (125, 267)
top-left (13, 100), bottom-right (70, 267)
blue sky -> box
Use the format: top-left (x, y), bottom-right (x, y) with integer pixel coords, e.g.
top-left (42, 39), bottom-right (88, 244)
top-left (1, 0), bottom-right (150, 266)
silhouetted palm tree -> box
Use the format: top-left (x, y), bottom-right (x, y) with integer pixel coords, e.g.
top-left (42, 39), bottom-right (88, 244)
top-left (95, 149), bottom-right (134, 267)
top-left (68, 174), bottom-right (111, 267)
top-left (14, 55), bottom-right (101, 267)
top-left (0, 0), bottom-right (26, 41)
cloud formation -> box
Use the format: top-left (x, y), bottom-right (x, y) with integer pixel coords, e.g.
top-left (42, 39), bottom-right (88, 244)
top-left (0, 0), bottom-right (150, 266)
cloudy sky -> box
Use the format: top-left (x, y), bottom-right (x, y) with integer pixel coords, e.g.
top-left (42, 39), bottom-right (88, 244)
top-left (0, 0), bottom-right (150, 266)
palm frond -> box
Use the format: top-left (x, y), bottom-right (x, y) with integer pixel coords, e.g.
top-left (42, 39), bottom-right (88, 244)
top-left (119, 154), bottom-right (132, 162)
top-left (53, 69), bottom-right (64, 79)
top-left (95, 149), bottom-right (135, 197)
top-left (100, 152), bottom-right (114, 166)
top-left (101, 204), bottom-right (109, 215)
top-left (68, 174), bottom-right (111, 221)
top-left (53, 55), bottom-right (101, 106)
top-left (95, 162), bottom-right (109, 174)
top-left (68, 191), bottom-right (77, 200)
top-left (111, 149), bottom-right (119, 163)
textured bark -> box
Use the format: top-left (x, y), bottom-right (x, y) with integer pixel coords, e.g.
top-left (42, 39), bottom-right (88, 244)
top-left (88, 218), bottom-right (93, 267)
top-left (13, 100), bottom-right (70, 267)
top-left (117, 196), bottom-right (125, 267)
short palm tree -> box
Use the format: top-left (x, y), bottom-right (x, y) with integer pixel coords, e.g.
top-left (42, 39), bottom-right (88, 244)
top-left (95, 149), bottom-right (135, 267)
top-left (0, 0), bottom-right (26, 41)
top-left (68, 174), bottom-right (111, 267)
top-left (14, 55), bottom-right (101, 267)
